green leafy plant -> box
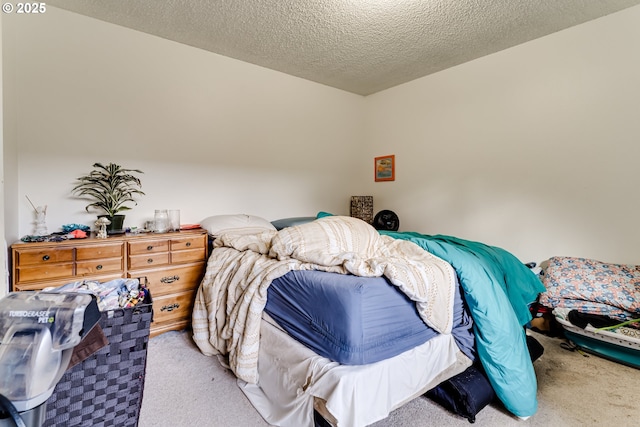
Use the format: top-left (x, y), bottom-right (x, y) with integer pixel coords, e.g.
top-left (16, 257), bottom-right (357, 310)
top-left (72, 162), bottom-right (145, 217)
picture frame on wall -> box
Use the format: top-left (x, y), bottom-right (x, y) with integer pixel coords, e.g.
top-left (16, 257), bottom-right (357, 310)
top-left (374, 155), bottom-right (395, 182)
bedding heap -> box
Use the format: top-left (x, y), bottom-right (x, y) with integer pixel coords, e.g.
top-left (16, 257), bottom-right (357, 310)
top-left (193, 214), bottom-right (546, 420)
top-left (539, 256), bottom-right (640, 322)
top-left (192, 216), bottom-right (457, 383)
top-left (537, 256), bottom-right (640, 367)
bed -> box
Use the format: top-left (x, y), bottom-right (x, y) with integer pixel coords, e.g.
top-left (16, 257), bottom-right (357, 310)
top-left (192, 214), bottom-right (545, 426)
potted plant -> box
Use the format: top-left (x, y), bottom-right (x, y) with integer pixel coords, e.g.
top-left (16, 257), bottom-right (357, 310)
top-left (72, 162), bottom-right (145, 233)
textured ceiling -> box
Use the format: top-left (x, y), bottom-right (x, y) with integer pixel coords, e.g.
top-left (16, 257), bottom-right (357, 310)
top-left (47, 0), bottom-right (640, 96)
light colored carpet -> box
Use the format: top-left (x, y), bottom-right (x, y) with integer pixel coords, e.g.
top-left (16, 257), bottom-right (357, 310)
top-left (138, 330), bottom-right (640, 427)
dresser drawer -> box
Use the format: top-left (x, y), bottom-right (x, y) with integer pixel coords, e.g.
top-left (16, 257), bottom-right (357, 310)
top-left (131, 263), bottom-right (205, 297)
top-left (14, 248), bottom-right (74, 266)
top-left (170, 235), bottom-right (206, 251)
top-left (76, 257), bottom-right (124, 276)
top-left (129, 252), bottom-right (170, 270)
top-left (128, 239), bottom-right (170, 255)
top-left (76, 243), bottom-right (124, 260)
top-left (15, 263), bottom-right (74, 283)
top-left (152, 291), bottom-right (195, 325)
top-left (171, 248), bottom-right (207, 264)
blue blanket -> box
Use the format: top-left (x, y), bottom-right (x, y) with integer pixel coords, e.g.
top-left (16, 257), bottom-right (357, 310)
top-left (381, 232), bottom-right (546, 418)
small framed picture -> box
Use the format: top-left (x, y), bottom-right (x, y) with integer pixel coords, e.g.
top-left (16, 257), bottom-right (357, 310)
top-left (374, 155), bottom-right (395, 182)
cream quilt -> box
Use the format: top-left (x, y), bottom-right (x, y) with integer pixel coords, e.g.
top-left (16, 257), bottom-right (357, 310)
top-left (192, 216), bottom-right (456, 384)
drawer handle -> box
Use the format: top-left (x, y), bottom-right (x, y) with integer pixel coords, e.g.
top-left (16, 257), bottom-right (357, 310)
top-left (147, 245), bottom-right (154, 251)
top-left (147, 258), bottom-right (154, 264)
top-left (161, 275), bottom-right (180, 284)
top-left (161, 303), bottom-right (180, 312)
top-left (42, 255), bottom-right (50, 261)
top-left (96, 264), bottom-right (103, 270)
top-left (186, 242), bottom-right (191, 247)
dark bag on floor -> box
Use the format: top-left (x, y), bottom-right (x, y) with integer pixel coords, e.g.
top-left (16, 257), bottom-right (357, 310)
top-left (425, 365), bottom-right (495, 423)
top-left (426, 334), bottom-right (544, 423)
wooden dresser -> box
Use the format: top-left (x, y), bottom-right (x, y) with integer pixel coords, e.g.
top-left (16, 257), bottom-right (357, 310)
top-left (11, 228), bottom-right (208, 337)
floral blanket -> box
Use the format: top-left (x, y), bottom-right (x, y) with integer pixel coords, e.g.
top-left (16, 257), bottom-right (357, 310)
top-left (539, 256), bottom-right (640, 321)
top-left (191, 216), bottom-right (456, 384)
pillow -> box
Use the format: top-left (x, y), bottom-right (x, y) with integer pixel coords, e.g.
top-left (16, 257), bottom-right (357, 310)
top-left (200, 214), bottom-right (276, 237)
top-left (271, 217), bottom-right (317, 230)
top-left (269, 215), bottom-right (380, 266)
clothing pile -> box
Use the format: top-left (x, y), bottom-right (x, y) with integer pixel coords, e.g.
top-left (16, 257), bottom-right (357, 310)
top-left (46, 278), bottom-right (147, 311)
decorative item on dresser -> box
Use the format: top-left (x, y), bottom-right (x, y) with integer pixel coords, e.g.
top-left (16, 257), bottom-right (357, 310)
top-left (10, 228), bottom-right (208, 337)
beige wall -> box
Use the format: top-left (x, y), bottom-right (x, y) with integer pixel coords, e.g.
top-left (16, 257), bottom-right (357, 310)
top-left (2, 7), bottom-right (366, 246)
top-left (364, 5), bottom-right (640, 264)
top-left (3, 5), bottom-right (640, 272)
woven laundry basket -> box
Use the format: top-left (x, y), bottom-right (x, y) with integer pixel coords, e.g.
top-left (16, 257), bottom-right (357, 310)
top-left (42, 290), bottom-right (152, 427)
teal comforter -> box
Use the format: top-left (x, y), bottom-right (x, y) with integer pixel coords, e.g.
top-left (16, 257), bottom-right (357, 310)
top-left (382, 232), bottom-right (546, 418)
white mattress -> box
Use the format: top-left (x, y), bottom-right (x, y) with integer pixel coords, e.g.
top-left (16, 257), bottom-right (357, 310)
top-left (238, 315), bottom-right (472, 427)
